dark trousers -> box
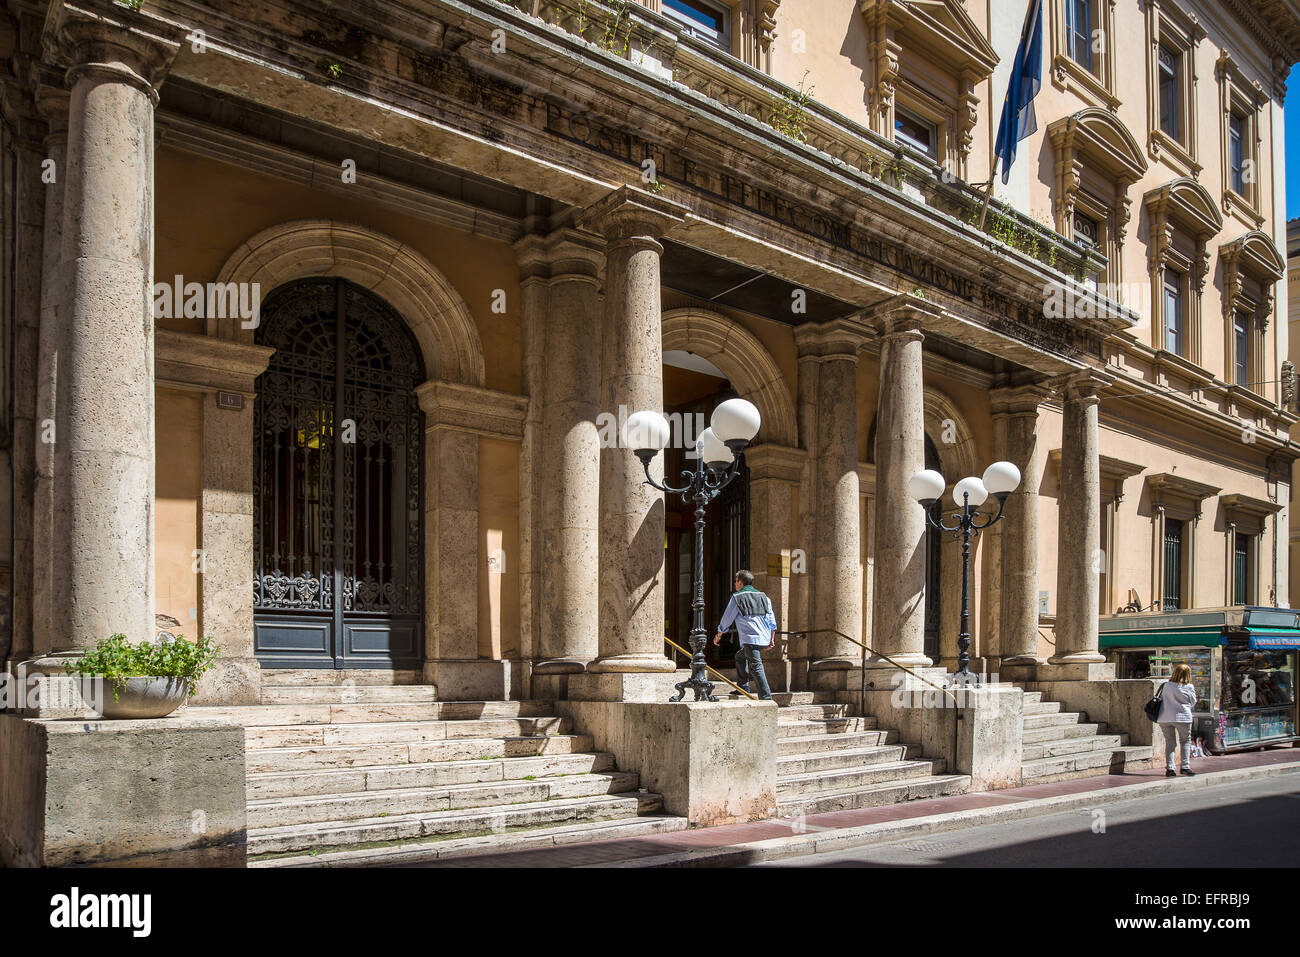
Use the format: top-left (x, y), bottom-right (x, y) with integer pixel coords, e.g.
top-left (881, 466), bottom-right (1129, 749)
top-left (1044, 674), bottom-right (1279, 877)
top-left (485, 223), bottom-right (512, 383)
top-left (734, 643), bottom-right (772, 699)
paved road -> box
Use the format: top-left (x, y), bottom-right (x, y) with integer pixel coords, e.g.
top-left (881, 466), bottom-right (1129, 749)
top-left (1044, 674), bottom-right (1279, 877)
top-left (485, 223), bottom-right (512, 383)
top-left (753, 774), bottom-right (1300, 867)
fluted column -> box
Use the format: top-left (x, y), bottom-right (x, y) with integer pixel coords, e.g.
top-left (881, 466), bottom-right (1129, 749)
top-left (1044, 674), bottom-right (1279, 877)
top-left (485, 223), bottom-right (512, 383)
top-left (51, 11), bottom-right (179, 649)
top-left (869, 312), bottom-right (930, 670)
top-left (1051, 373), bottom-right (1109, 665)
top-left (583, 187), bottom-right (685, 673)
top-left (794, 321), bottom-right (863, 670)
top-left (516, 229), bottom-right (605, 674)
top-left (998, 384), bottom-right (1049, 666)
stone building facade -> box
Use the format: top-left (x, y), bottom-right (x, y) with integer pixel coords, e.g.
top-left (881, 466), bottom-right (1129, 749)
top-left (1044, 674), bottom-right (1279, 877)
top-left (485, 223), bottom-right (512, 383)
top-left (0, 0), bottom-right (1297, 863)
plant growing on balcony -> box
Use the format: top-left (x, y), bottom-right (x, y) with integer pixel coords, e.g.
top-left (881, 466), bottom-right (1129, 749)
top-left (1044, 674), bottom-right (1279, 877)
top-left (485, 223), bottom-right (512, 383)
top-left (769, 71), bottom-right (813, 143)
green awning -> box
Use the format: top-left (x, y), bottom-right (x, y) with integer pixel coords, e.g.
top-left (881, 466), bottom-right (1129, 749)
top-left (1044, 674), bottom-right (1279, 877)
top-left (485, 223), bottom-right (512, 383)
top-left (1100, 629), bottom-right (1224, 649)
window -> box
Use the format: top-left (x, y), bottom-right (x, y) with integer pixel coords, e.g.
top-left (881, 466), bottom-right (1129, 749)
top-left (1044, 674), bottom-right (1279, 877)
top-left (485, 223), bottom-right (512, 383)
top-left (1163, 518), bottom-right (1184, 610)
top-left (1164, 269), bottom-right (1183, 354)
top-left (894, 107), bottom-right (937, 159)
top-left (1233, 312), bottom-right (1250, 386)
top-left (1228, 112), bottom-right (1246, 195)
top-left (1159, 45), bottom-right (1180, 140)
top-left (1073, 212), bottom-right (1102, 288)
top-left (662, 0), bottom-right (731, 50)
top-left (1217, 52), bottom-right (1266, 224)
top-left (1233, 532), bottom-right (1252, 606)
top-left (1067, 0), bottom-right (1093, 71)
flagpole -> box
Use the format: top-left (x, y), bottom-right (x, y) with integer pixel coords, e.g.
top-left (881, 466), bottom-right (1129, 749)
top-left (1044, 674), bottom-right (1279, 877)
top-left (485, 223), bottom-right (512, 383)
top-left (976, 157), bottom-right (998, 231)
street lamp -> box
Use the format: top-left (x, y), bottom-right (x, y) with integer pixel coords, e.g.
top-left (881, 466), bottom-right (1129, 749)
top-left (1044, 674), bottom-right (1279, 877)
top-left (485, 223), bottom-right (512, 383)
top-left (909, 460), bottom-right (1022, 685)
top-left (626, 397), bottom-right (761, 702)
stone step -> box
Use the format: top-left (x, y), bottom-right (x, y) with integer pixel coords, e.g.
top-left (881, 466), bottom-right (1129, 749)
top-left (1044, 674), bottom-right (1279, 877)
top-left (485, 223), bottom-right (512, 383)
top-left (247, 771), bottom-right (641, 828)
top-left (776, 703), bottom-right (852, 722)
top-left (776, 760), bottom-right (944, 799)
top-left (771, 692), bottom-right (842, 707)
top-left (245, 734), bottom-right (596, 773)
top-left (777, 774), bottom-right (970, 816)
top-left (777, 717), bottom-right (877, 738)
top-left (777, 730), bottom-right (898, 755)
top-left (1021, 746), bottom-right (1154, 783)
top-left (1022, 700), bottom-right (1063, 716)
top-left (1022, 711), bottom-right (1087, 730)
top-left (261, 686), bottom-right (440, 704)
top-left (251, 814), bottom-right (691, 867)
top-left (245, 716), bottom-right (571, 749)
top-left (1021, 721), bottom-right (1103, 743)
top-left (1021, 734), bottom-right (1127, 762)
top-left (260, 669), bottom-right (423, 686)
top-left (246, 751), bottom-right (618, 800)
top-left (191, 700), bottom-right (555, 727)
top-left (776, 745), bottom-right (913, 776)
top-left (1022, 691), bottom-right (1043, 704)
top-left (247, 792), bottom-right (665, 856)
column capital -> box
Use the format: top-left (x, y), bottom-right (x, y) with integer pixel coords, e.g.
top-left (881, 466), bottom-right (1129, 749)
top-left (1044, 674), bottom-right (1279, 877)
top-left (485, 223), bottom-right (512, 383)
top-left (34, 83), bottom-right (71, 140)
top-left (793, 316), bottom-right (867, 359)
top-left (744, 443), bottom-right (807, 484)
top-left (514, 227), bottom-right (604, 283)
top-left (990, 381), bottom-right (1053, 416)
top-left (863, 294), bottom-right (943, 339)
top-left (44, 0), bottom-right (184, 104)
top-left (1050, 368), bottom-right (1113, 403)
top-left (578, 185), bottom-right (687, 244)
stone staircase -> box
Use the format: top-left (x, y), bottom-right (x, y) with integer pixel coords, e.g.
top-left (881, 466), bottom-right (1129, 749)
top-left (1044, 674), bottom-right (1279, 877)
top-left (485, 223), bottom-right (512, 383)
top-left (772, 691), bottom-right (970, 815)
top-left (1020, 690), bottom-right (1153, 784)
top-left (186, 670), bottom-right (685, 867)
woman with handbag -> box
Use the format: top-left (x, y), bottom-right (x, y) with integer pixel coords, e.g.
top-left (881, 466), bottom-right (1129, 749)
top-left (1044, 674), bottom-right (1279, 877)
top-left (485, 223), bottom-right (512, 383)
top-left (1157, 663), bottom-right (1199, 777)
top-left (713, 569), bottom-right (775, 700)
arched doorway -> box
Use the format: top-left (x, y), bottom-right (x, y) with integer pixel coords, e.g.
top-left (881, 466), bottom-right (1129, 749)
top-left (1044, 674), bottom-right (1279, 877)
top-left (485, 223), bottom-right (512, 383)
top-left (662, 358), bottom-right (750, 671)
top-left (252, 278), bottom-right (425, 669)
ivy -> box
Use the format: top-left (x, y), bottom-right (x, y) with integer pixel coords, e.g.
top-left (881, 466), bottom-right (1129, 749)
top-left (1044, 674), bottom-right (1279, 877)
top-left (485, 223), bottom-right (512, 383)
top-left (64, 634), bottom-right (220, 701)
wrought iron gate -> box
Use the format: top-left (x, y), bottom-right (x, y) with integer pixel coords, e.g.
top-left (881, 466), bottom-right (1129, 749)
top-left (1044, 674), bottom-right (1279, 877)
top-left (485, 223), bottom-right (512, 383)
top-left (252, 279), bottom-right (424, 668)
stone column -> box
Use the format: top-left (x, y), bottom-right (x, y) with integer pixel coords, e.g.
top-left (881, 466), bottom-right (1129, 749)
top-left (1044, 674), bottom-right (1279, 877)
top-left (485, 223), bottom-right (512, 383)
top-left (583, 187), bottom-right (685, 674)
top-left (1050, 373), bottom-right (1109, 667)
top-left (4, 87), bottom-right (53, 666)
top-left (869, 311), bottom-right (930, 670)
top-left (30, 85), bottom-right (69, 661)
top-left (51, 13), bottom-right (178, 650)
top-left (794, 321), bottom-right (863, 671)
top-left (516, 229), bottom-right (605, 675)
top-left (998, 385), bottom-right (1049, 667)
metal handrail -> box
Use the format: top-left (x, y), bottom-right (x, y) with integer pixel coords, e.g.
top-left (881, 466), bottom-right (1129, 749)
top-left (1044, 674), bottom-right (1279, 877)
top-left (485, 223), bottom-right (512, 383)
top-left (774, 628), bottom-right (961, 708)
top-left (663, 636), bottom-right (757, 700)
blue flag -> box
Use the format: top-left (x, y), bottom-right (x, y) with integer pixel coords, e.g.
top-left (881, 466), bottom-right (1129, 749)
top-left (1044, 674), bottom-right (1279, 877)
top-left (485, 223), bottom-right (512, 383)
top-left (994, 0), bottom-right (1043, 184)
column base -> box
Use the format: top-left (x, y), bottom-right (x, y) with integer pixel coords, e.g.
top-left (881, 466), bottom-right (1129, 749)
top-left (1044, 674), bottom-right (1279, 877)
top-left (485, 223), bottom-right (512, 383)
top-left (585, 654), bottom-right (676, 674)
top-left (808, 657), bottom-right (857, 672)
top-left (566, 670), bottom-right (687, 702)
top-left (1008, 661), bottom-right (1116, 682)
top-left (864, 653), bottom-right (933, 671)
top-left (1048, 651), bottom-right (1107, 665)
top-left (191, 657), bottom-right (262, 706)
top-left (533, 658), bottom-right (588, 675)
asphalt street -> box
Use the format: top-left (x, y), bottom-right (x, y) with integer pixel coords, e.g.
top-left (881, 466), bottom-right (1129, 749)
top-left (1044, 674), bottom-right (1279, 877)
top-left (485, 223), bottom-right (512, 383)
top-left (752, 773), bottom-right (1300, 867)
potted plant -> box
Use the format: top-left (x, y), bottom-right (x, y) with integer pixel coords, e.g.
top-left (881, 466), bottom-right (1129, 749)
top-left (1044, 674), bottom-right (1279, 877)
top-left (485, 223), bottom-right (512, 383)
top-left (64, 633), bottom-right (220, 719)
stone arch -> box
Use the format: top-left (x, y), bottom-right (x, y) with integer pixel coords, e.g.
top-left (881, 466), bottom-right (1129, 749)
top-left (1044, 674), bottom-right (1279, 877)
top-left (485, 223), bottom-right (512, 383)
top-left (923, 387), bottom-right (980, 483)
top-left (214, 219), bottom-right (485, 387)
top-left (661, 307), bottom-right (798, 448)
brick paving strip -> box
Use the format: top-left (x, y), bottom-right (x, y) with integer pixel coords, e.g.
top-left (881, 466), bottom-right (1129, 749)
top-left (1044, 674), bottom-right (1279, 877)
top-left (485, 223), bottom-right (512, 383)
top-left (394, 749), bottom-right (1300, 868)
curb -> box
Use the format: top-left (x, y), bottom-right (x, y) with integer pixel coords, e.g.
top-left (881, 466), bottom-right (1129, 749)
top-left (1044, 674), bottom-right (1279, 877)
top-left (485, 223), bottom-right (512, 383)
top-left (589, 760), bottom-right (1300, 867)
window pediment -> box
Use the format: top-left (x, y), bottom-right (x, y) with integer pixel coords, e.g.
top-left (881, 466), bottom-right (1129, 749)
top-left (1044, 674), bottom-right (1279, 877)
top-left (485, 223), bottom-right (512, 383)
top-left (858, 0), bottom-right (999, 78)
top-left (1144, 177), bottom-right (1224, 240)
top-left (1221, 230), bottom-right (1285, 284)
top-left (1048, 109), bottom-right (1148, 184)
top-left (1220, 492), bottom-right (1283, 522)
top-left (1146, 472), bottom-right (1221, 518)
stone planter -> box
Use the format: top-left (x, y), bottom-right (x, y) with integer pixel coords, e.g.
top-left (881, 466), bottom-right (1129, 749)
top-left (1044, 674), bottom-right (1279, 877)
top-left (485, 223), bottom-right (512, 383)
top-left (76, 676), bottom-right (191, 719)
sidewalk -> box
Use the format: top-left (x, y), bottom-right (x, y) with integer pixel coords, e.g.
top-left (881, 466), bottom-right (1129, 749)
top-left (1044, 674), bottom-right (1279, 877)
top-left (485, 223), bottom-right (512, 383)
top-left (390, 747), bottom-right (1300, 868)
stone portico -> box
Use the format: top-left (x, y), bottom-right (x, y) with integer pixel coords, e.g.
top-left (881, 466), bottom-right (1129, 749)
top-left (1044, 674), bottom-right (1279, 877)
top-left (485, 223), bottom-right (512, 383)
top-left (0, 0), bottom-right (1294, 865)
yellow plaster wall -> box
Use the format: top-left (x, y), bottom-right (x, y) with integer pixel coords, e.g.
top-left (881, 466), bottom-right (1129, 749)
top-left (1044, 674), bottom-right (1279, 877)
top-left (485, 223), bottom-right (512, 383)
top-left (155, 388), bottom-right (202, 634)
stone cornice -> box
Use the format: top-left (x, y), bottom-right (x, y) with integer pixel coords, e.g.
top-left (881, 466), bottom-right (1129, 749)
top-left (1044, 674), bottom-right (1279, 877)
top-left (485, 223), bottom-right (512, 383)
top-left (1145, 472), bottom-right (1222, 509)
top-left (155, 329), bottom-right (274, 394)
top-left (416, 380), bottom-right (529, 439)
top-left (1220, 491), bottom-right (1284, 519)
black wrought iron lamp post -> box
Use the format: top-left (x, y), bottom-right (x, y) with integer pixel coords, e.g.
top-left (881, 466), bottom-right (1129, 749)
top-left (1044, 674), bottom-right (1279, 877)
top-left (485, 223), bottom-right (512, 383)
top-left (625, 398), bottom-right (761, 702)
top-left (908, 462), bottom-right (1022, 686)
